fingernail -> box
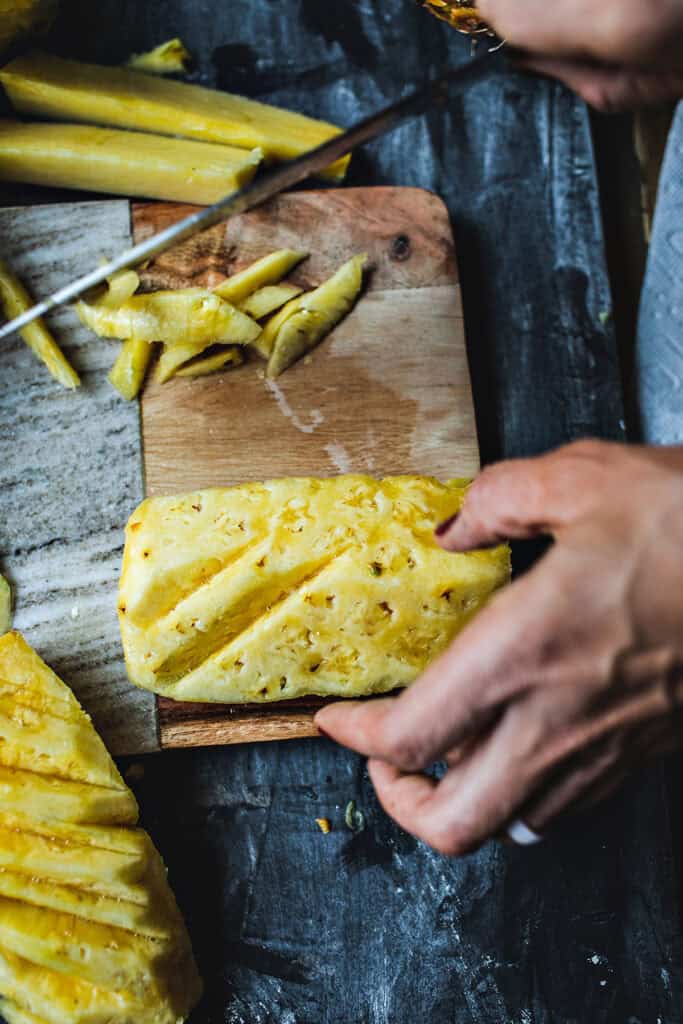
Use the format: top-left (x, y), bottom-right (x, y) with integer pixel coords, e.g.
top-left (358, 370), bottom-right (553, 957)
top-left (435, 513), bottom-right (459, 537)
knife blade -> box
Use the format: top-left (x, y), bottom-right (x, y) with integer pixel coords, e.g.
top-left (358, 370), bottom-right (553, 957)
top-left (0, 48), bottom-right (503, 341)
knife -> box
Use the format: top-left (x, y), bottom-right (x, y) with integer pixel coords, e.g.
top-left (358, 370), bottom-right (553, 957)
top-left (0, 47), bottom-right (503, 341)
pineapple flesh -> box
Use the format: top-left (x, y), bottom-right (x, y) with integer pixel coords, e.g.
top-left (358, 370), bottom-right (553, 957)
top-left (119, 476), bottom-right (510, 703)
top-left (0, 51), bottom-right (350, 182)
top-left (0, 119), bottom-right (262, 206)
top-left (0, 632), bottom-right (202, 1024)
top-left (76, 287), bottom-right (260, 347)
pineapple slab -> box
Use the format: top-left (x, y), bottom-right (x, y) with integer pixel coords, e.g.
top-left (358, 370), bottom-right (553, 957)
top-left (119, 476), bottom-right (510, 702)
top-left (0, 633), bottom-right (201, 1024)
top-left (0, 119), bottom-right (262, 206)
top-left (0, 51), bottom-right (350, 181)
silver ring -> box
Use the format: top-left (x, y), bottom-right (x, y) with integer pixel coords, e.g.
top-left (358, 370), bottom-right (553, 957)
top-left (506, 818), bottom-right (543, 846)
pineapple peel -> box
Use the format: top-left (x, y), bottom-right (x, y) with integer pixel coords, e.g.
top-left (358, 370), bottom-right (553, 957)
top-left (119, 475), bottom-right (511, 703)
top-left (126, 38), bottom-right (192, 76)
top-left (0, 632), bottom-right (202, 1024)
top-left (76, 287), bottom-right (260, 347)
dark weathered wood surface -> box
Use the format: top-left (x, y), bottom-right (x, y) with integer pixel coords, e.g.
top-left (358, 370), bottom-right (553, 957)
top-left (2, 2), bottom-right (682, 1022)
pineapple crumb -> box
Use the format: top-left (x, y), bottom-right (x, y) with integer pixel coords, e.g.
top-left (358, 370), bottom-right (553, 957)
top-left (315, 817), bottom-right (331, 834)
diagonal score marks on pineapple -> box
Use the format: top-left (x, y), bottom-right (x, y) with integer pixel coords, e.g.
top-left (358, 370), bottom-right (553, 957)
top-left (119, 475), bottom-right (511, 703)
top-left (0, 632), bottom-right (202, 1024)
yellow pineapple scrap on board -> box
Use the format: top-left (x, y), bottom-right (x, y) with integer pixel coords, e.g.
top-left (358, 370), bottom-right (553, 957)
top-left (0, 632), bottom-right (202, 1024)
top-left (119, 475), bottom-right (510, 703)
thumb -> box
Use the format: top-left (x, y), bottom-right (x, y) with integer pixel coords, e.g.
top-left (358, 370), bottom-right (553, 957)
top-left (436, 442), bottom-right (603, 551)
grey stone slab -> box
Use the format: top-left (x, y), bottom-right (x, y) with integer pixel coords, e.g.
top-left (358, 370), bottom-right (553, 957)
top-left (0, 200), bottom-right (158, 754)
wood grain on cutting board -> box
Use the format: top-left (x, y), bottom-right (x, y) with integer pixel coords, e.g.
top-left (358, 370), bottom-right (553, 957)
top-left (134, 187), bottom-right (479, 749)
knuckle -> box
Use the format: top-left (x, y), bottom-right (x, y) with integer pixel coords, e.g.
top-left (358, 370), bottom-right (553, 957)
top-left (426, 822), bottom-right (481, 857)
top-left (377, 717), bottom-right (429, 771)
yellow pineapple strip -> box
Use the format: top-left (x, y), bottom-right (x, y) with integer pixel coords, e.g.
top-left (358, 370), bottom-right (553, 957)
top-left (108, 337), bottom-right (154, 401)
top-left (213, 249), bottom-right (308, 305)
top-left (0, 765), bottom-right (137, 825)
top-left (100, 269), bottom-right (140, 308)
top-left (266, 254), bottom-right (367, 377)
top-left (175, 347), bottom-right (244, 379)
top-left (0, 51), bottom-right (350, 181)
top-left (238, 283), bottom-right (303, 321)
top-left (0, 119), bottom-right (262, 206)
top-left (76, 288), bottom-right (260, 347)
top-left (156, 342), bottom-right (243, 384)
top-left (126, 38), bottom-right (192, 76)
top-left (250, 294), bottom-right (302, 359)
top-left (119, 477), bottom-right (511, 702)
top-left (0, 575), bottom-right (12, 635)
top-left (0, 259), bottom-right (79, 390)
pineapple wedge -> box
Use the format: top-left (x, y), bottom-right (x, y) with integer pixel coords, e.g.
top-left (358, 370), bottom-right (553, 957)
top-left (0, 51), bottom-right (350, 182)
top-left (118, 476), bottom-right (510, 702)
top-left (76, 287), bottom-right (260, 347)
top-left (213, 249), bottom-right (308, 305)
top-left (0, 633), bottom-right (202, 1024)
top-left (108, 337), bottom-right (154, 401)
top-left (254, 254), bottom-right (367, 374)
top-left (0, 258), bottom-right (80, 390)
top-left (174, 347), bottom-right (244, 379)
top-left (238, 283), bottom-right (303, 321)
top-left (0, 575), bottom-right (11, 635)
top-left (0, 119), bottom-right (262, 206)
top-left (156, 342), bottom-right (242, 385)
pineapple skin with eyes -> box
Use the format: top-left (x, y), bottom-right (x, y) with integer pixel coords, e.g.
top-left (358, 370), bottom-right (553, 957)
top-left (119, 475), bottom-right (511, 703)
top-left (0, 632), bottom-right (202, 1024)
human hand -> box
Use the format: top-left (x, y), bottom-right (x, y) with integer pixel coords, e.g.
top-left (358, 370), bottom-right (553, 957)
top-left (477, 0), bottom-right (683, 110)
top-left (315, 440), bottom-right (683, 855)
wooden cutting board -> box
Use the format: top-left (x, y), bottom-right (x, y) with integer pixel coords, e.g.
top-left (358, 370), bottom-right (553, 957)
top-left (133, 187), bottom-right (479, 749)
